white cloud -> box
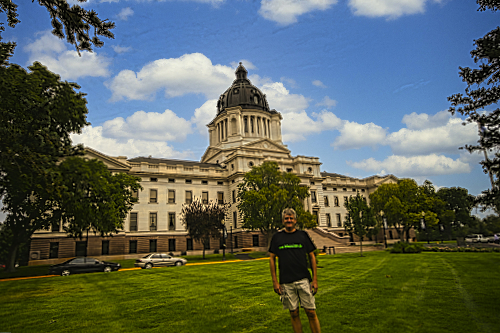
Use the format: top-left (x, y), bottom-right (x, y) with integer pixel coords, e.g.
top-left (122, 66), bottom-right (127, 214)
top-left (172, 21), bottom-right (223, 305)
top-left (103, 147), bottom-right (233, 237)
top-left (316, 96), bottom-right (337, 108)
top-left (348, 154), bottom-right (472, 177)
top-left (312, 80), bottom-right (327, 88)
top-left (348, 0), bottom-right (441, 19)
top-left (24, 31), bottom-right (111, 80)
top-left (106, 53), bottom-right (234, 101)
top-left (387, 115), bottom-right (477, 156)
top-left (333, 121), bottom-right (387, 150)
top-left (71, 126), bottom-right (193, 160)
top-left (117, 7), bottom-right (134, 20)
top-left (401, 110), bottom-right (451, 130)
top-left (282, 110), bottom-right (341, 142)
top-left (112, 45), bottom-right (132, 54)
top-left (260, 82), bottom-right (310, 113)
top-left (259, 0), bottom-right (338, 25)
top-left (101, 109), bottom-right (192, 142)
top-left (191, 99), bottom-right (218, 136)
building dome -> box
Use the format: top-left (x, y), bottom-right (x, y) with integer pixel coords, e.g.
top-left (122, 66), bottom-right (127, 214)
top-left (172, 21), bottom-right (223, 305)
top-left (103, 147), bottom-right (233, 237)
top-left (217, 63), bottom-right (271, 114)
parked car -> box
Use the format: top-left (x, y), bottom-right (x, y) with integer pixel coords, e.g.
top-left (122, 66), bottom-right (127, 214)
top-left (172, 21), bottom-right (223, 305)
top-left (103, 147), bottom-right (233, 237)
top-left (465, 234), bottom-right (485, 243)
top-left (49, 257), bottom-right (121, 276)
top-left (134, 253), bottom-right (187, 269)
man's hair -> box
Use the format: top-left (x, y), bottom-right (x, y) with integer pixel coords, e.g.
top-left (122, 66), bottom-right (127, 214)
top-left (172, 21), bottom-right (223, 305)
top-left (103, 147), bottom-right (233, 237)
top-left (282, 208), bottom-right (297, 221)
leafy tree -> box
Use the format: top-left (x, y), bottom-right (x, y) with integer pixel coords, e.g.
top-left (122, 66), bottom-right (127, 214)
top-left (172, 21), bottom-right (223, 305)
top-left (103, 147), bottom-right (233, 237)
top-left (0, 0), bottom-right (115, 54)
top-left (482, 214), bottom-right (500, 234)
top-left (436, 187), bottom-right (476, 239)
top-left (344, 193), bottom-right (376, 256)
top-left (181, 198), bottom-right (230, 259)
top-left (55, 157), bottom-right (142, 242)
top-left (370, 179), bottom-right (439, 242)
top-left (0, 59), bottom-right (90, 272)
top-left (0, 0), bottom-right (116, 272)
top-left (448, 0), bottom-right (500, 212)
top-left (237, 161), bottom-right (316, 247)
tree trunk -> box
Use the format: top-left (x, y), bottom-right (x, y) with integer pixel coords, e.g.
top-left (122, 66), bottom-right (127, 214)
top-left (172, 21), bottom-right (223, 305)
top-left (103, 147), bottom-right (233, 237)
top-left (359, 240), bottom-right (363, 257)
top-left (5, 243), bottom-right (19, 273)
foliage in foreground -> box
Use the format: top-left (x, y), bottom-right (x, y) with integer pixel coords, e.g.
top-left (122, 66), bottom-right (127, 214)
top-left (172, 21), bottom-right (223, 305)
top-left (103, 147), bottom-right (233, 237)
top-left (448, 0), bottom-right (500, 212)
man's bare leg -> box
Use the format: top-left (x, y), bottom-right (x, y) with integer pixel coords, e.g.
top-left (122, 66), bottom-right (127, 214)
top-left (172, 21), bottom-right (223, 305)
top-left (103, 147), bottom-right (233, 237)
top-left (305, 308), bottom-right (321, 333)
top-left (289, 308), bottom-right (303, 333)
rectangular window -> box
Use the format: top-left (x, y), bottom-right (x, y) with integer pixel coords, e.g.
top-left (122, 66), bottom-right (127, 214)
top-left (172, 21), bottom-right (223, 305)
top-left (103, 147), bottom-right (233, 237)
top-left (336, 214), bottom-right (342, 227)
top-left (168, 212), bottom-right (176, 231)
top-left (233, 211), bottom-right (238, 228)
top-left (252, 235), bottom-right (259, 247)
top-left (150, 212), bottom-right (157, 231)
top-left (51, 220), bottom-right (60, 232)
top-left (311, 190), bottom-right (317, 203)
top-left (168, 239), bottom-right (176, 252)
top-left (218, 181), bottom-right (224, 185)
top-left (150, 189), bottom-right (158, 203)
top-left (102, 240), bottom-right (110, 255)
top-left (168, 190), bottom-right (175, 204)
top-left (217, 191), bottom-right (224, 204)
top-left (75, 241), bottom-right (87, 257)
top-left (232, 190), bottom-right (236, 203)
top-left (326, 213), bottom-right (332, 227)
top-left (334, 196), bottom-right (339, 207)
top-left (202, 191), bottom-right (209, 204)
top-left (49, 242), bottom-right (59, 259)
top-left (149, 239), bottom-right (157, 252)
top-left (130, 212), bottom-right (138, 231)
top-left (185, 179), bottom-right (192, 184)
top-left (185, 191), bottom-right (193, 204)
top-left (150, 177), bottom-right (158, 182)
top-left (324, 196), bottom-right (329, 207)
top-left (187, 238), bottom-right (193, 251)
top-left (202, 180), bottom-right (208, 185)
top-left (129, 240), bottom-right (137, 254)
top-left (344, 196), bottom-right (348, 205)
top-left (234, 236), bottom-right (239, 249)
top-left (168, 178), bottom-right (175, 183)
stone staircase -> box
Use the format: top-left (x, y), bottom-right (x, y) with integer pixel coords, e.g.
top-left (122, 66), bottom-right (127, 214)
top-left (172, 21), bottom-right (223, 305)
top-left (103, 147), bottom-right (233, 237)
top-left (305, 228), bottom-right (383, 254)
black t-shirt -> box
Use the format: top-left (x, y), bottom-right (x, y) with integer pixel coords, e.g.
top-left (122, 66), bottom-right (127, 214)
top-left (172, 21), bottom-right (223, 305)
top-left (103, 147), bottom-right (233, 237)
top-left (269, 230), bottom-right (316, 284)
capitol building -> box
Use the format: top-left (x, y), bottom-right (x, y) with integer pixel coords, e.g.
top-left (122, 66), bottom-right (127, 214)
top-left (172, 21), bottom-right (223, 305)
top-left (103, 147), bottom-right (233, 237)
top-left (29, 63), bottom-right (397, 263)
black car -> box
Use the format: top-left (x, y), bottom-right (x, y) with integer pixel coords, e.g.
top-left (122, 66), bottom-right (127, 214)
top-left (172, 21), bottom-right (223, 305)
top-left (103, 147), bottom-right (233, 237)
top-left (49, 257), bottom-right (121, 276)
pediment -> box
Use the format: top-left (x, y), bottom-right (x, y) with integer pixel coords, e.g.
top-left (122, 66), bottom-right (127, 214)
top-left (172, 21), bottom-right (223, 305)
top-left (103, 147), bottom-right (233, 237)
top-left (200, 147), bottom-right (222, 164)
top-left (83, 146), bottom-right (131, 172)
top-left (242, 139), bottom-right (290, 154)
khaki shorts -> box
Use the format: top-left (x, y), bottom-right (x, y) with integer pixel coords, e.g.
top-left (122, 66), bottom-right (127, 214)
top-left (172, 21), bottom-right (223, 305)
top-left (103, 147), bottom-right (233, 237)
top-left (280, 278), bottom-right (316, 310)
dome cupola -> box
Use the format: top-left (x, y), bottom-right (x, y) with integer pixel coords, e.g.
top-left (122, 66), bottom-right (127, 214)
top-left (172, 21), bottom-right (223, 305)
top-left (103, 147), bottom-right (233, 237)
top-left (217, 63), bottom-right (270, 114)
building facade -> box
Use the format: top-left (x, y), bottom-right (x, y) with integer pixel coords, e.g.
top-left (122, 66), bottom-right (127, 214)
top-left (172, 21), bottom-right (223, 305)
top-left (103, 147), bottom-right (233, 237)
top-left (29, 63), bottom-right (397, 264)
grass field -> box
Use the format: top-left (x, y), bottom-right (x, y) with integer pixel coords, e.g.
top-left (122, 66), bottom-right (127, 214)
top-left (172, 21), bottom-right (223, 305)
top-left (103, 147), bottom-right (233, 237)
top-left (1, 251), bottom-right (499, 333)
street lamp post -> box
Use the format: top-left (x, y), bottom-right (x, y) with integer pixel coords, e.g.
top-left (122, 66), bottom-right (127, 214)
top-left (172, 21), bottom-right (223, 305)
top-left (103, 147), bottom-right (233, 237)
top-left (421, 211), bottom-right (429, 244)
top-left (230, 226), bottom-right (233, 254)
top-left (380, 211), bottom-right (388, 248)
top-left (222, 223), bottom-right (227, 261)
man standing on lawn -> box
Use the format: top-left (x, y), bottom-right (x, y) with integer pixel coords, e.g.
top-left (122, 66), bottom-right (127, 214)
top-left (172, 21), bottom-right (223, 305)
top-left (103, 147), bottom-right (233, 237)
top-left (269, 208), bottom-right (321, 333)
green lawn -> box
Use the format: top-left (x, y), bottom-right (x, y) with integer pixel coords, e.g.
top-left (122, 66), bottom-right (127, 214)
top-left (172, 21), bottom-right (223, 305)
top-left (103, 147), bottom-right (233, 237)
top-left (1, 251), bottom-right (499, 333)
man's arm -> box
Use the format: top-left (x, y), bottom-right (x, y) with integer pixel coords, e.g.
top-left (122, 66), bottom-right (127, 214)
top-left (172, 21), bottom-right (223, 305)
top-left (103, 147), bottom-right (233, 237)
top-left (309, 251), bottom-right (318, 294)
top-left (269, 252), bottom-right (281, 295)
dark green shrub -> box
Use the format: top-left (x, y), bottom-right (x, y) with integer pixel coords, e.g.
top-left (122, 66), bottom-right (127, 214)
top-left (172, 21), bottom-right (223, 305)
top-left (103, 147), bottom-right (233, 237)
top-left (390, 242), bottom-right (423, 254)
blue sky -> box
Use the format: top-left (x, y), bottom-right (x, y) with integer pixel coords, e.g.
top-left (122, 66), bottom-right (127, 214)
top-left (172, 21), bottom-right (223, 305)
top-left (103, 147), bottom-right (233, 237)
top-left (3, 0), bottom-right (498, 204)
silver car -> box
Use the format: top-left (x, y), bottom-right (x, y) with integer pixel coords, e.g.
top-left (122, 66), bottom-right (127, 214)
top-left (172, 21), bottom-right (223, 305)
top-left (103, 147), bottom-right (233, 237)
top-left (134, 253), bottom-right (187, 269)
